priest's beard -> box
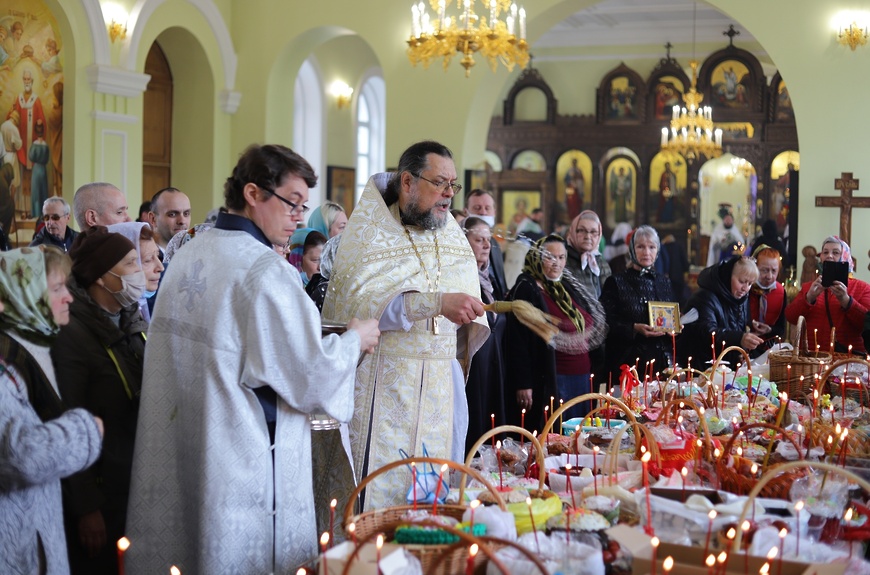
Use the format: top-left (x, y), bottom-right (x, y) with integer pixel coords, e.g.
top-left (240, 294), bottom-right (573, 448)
top-left (401, 192), bottom-right (449, 230)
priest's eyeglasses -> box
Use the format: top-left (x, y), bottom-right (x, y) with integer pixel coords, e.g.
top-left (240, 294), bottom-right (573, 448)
top-left (416, 175), bottom-right (462, 194)
top-left (260, 186), bottom-right (310, 215)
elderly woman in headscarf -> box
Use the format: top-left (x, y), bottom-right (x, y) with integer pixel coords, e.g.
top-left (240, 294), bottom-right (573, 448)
top-left (786, 235), bottom-right (870, 354)
top-left (307, 201), bottom-right (348, 239)
top-left (505, 234), bottom-right (607, 430)
top-left (108, 222), bottom-right (164, 322)
top-left (565, 210), bottom-right (611, 299)
top-left (0, 246), bottom-right (103, 575)
top-left (600, 226), bottom-right (676, 381)
top-left (461, 217), bottom-right (506, 452)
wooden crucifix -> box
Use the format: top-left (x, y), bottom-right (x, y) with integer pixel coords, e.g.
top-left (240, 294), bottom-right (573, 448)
top-left (815, 172), bottom-right (869, 245)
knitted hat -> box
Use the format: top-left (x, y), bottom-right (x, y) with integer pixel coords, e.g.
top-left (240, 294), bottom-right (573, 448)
top-left (70, 225), bottom-right (136, 287)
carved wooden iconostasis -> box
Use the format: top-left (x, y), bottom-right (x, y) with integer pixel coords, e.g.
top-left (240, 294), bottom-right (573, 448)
top-left (484, 40), bottom-right (799, 268)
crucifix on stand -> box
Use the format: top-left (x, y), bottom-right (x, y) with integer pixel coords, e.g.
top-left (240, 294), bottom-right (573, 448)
top-left (814, 172), bottom-right (868, 245)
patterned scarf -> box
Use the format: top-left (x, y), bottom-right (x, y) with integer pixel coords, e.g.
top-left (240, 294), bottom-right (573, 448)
top-left (523, 236), bottom-right (585, 333)
top-left (0, 247), bottom-right (60, 345)
top-left (822, 236), bottom-right (853, 272)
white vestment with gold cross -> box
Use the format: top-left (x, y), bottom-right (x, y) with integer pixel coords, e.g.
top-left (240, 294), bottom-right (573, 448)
top-left (323, 174), bottom-right (489, 510)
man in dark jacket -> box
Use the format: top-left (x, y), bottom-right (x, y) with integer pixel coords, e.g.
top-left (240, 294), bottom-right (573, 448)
top-left (29, 197), bottom-right (78, 251)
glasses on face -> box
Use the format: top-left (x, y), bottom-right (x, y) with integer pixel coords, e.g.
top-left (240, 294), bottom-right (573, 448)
top-left (574, 228), bottom-right (600, 237)
top-left (260, 186), bottom-right (310, 216)
top-left (43, 214), bottom-right (65, 222)
top-left (416, 174), bottom-right (462, 194)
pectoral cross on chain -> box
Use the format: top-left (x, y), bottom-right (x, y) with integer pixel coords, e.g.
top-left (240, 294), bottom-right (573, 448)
top-left (815, 172), bottom-right (869, 245)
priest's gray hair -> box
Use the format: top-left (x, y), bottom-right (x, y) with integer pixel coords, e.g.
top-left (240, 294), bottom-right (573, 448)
top-left (383, 140), bottom-right (453, 205)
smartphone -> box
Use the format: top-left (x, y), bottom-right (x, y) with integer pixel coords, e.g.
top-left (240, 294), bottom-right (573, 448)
top-left (822, 260), bottom-right (849, 287)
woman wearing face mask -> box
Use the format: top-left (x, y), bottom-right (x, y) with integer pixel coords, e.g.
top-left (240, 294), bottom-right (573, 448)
top-left (786, 236), bottom-right (870, 355)
top-left (505, 234), bottom-right (607, 430)
top-left (599, 226), bottom-right (675, 382)
top-left (50, 226), bottom-right (148, 574)
top-left (747, 245), bottom-right (787, 357)
top-left (108, 222), bottom-right (165, 322)
top-left (678, 255), bottom-right (764, 368)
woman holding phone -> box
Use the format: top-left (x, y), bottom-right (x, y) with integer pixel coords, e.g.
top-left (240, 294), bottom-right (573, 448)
top-left (785, 236), bottom-right (870, 354)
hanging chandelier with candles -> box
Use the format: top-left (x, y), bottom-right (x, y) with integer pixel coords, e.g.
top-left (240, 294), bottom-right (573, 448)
top-left (407, 0), bottom-right (529, 77)
top-left (660, 60), bottom-right (723, 163)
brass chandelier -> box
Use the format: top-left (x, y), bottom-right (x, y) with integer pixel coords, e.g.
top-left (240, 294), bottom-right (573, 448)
top-left (407, 0), bottom-right (530, 77)
top-left (660, 60), bottom-right (723, 163)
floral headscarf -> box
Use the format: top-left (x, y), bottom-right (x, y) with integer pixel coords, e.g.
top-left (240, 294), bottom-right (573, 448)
top-left (164, 223), bottom-right (214, 266)
top-left (821, 235), bottom-right (854, 272)
top-left (523, 235), bottom-right (585, 333)
top-left (0, 247), bottom-right (59, 343)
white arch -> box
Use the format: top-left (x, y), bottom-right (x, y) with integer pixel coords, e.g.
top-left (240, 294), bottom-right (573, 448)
top-left (82, 0), bottom-right (111, 65)
top-left (122, 0), bottom-right (237, 91)
top-left (294, 57), bottom-right (325, 204)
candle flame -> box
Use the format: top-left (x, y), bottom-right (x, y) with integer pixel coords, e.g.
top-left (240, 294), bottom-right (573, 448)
top-left (496, 440), bottom-right (501, 449)
top-left (348, 522), bottom-right (355, 535)
top-left (320, 532), bottom-right (329, 546)
top-left (709, 509), bottom-right (717, 519)
top-left (846, 508), bottom-right (854, 521)
top-left (170, 568), bottom-right (181, 575)
top-left (469, 543), bottom-right (478, 557)
top-left (593, 446), bottom-right (600, 453)
top-left (760, 562), bottom-right (770, 574)
top-left (706, 554), bottom-right (716, 567)
top-left (751, 463), bottom-right (758, 474)
top-left (663, 556), bottom-right (674, 572)
top-left (330, 498), bottom-right (337, 509)
top-left (741, 520), bottom-right (751, 531)
top-left (296, 570), bottom-right (306, 575)
top-left (795, 500), bottom-right (804, 512)
top-left (526, 496), bottom-right (533, 506)
top-left (726, 527), bottom-right (736, 539)
top-left (681, 467), bottom-right (688, 477)
top-left (522, 408), bottom-right (526, 414)
top-left (376, 533), bottom-right (384, 549)
top-left (779, 527), bottom-right (787, 538)
top-left (440, 463), bottom-right (448, 473)
top-left (117, 537), bottom-right (130, 552)
top-left (650, 536), bottom-right (660, 548)
top-left (641, 451), bottom-right (651, 463)
top-left (718, 551), bottom-right (727, 563)
top-left (471, 499), bottom-right (480, 509)
top-left (767, 546), bottom-right (778, 559)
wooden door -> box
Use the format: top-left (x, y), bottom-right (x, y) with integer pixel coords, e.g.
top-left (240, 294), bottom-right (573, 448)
top-left (143, 42), bottom-right (172, 199)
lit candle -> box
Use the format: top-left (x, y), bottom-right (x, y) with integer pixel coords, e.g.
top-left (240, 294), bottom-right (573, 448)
top-left (521, 408), bottom-right (526, 447)
top-left (794, 500), bottom-right (804, 555)
top-left (717, 551), bottom-right (727, 575)
top-left (565, 463), bottom-right (576, 508)
top-left (329, 498), bottom-right (337, 548)
top-left (490, 414), bottom-right (495, 447)
top-left (117, 537), bottom-right (130, 575)
top-left (466, 543), bottom-right (478, 575)
top-left (432, 463), bottom-right (448, 514)
top-left (320, 532), bottom-right (329, 575)
top-left (845, 509), bottom-right (854, 559)
top-left (711, 332), bottom-right (716, 361)
top-left (170, 566), bottom-right (181, 575)
top-left (778, 527), bottom-right (787, 574)
top-left (706, 554), bottom-right (716, 575)
top-left (642, 451), bottom-right (653, 535)
top-left (814, 328), bottom-right (818, 352)
top-left (526, 497), bottom-right (540, 552)
top-left (518, 7), bottom-right (526, 40)
top-left (674, 466), bottom-right (685, 503)
top-left (593, 446), bottom-right (600, 496)
top-left (347, 522), bottom-right (357, 545)
top-left (671, 330), bottom-right (677, 369)
top-left (550, 395), bottom-right (554, 416)
top-left (543, 406), bottom-right (549, 442)
top-left (376, 533), bottom-right (384, 575)
top-left (838, 429), bottom-right (850, 465)
top-left (704, 509), bottom-right (716, 558)
top-left (470, 499), bottom-right (480, 529)
top-left (663, 555), bottom-right (674, 574)
top-left (650, 536), bottom-right (660, 575)
top-left (559, 399), bottom-right (564, 430)
top-left (661, 127), bottom-right (668, 147)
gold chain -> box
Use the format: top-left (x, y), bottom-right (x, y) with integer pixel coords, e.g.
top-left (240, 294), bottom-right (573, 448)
top-left (404, 226), bottom-right (442, 333)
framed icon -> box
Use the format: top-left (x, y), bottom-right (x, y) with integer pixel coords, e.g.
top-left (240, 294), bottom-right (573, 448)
top-left (648, 301), bottom-right (681, 333)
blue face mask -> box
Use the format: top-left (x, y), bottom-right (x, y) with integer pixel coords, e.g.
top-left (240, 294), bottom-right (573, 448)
top-left (143, 289), bottom-right (158, 299)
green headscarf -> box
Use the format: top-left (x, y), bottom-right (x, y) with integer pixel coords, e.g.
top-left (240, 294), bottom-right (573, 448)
top-left (0, 247), bottom-right (59, 344)
top-left (523, 235), bottom-right (586, 333)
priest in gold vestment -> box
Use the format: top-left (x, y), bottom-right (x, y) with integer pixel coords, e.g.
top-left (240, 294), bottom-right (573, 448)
top-left (323, 141), bottom-right (489, 510)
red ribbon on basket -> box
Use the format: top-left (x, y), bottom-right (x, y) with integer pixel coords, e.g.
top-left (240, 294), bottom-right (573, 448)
top-left (620, 364), bottom-right (639, 397)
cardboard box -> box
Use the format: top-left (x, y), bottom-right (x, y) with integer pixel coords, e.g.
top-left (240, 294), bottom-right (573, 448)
top-left (317, 541), bottom-right (420, 575)
top-left (606, 524), bottom-right (845, 575)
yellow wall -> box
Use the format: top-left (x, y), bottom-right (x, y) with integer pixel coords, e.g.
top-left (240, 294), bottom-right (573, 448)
top-left (53, 0), bottom-right (870, 277)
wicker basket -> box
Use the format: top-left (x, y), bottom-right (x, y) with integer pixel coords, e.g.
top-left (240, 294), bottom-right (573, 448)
top-left (820, 356), bottom-right (870, 404)
top-left (462, 425), bottom-right (546, 493)
top-left (769, 316), bottom-right (833, 399)
top-left (342, 457), bottom-right (506, 573)
top-left (716, 422), bottom-right (806, 499)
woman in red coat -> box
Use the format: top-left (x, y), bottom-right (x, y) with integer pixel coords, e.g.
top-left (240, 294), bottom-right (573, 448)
top-left (785, 236), bottom-right (870, 354)
top-left (748, 245), bottom-right (787, 356)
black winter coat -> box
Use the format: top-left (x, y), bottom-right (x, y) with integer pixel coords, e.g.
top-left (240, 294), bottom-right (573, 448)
top-left (678, 258), bottom-right (750, 367)
top-left (599, 268), bottom-right (675, 379)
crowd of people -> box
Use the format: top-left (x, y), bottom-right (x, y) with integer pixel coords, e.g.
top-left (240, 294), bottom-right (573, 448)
top-left (2, 138), bottom-right (868, 574)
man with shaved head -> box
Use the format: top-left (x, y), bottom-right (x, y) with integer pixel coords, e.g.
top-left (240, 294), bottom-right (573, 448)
top-left (73, 182), bottom-right (132, 230)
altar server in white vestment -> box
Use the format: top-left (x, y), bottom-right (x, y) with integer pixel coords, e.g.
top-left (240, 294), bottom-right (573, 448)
top-left (125, 144), bottom-right (380, 574)
top-left (323, 141), bottom-right (489, 510)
